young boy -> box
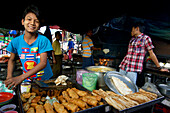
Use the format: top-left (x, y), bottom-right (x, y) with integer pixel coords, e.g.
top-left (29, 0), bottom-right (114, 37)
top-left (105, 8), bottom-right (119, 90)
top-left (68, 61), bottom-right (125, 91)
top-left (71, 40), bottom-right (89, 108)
top-left (5, 5), bottom-right (53, 89)
top-left (119, 22), bottom-right (169, 84)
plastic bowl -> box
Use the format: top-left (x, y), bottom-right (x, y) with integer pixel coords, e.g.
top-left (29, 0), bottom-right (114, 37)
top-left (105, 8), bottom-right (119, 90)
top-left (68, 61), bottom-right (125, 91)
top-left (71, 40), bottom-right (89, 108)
top-left (0, 104), bottom-right (16, 112)
top-left (4, 111), bottom-right (18, 113)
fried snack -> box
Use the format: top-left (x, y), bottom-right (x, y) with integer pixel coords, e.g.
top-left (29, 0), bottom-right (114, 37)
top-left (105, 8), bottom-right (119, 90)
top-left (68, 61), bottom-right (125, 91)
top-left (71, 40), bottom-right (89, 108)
top-left (31, 96), bottom-right (41, 103)
top-left (66, 88), bottom-right (79, 99)
top-left (93, 89), bottom-right (108, 98)
top-left (35, 105), bottom-right (45, 113)
top-left (28, 96), bottom-right (36, 103)
top-left (41, 97), bottom-right (46, 102)
top-left (44, 103), bottom-right (55, 113)
top-left (122, 96), bottom-right (139, 106)
top-left (125, 93), bottom-right (151, 104)
top-left (62, 91), bottom-right (71, 101)
top-left (20, 94), bottom-right (27, 102)
top-left (23, 103), bottom-right (30, 112)
top-left (138, 89), bottom-right (157, 100)
top-left (72, 88), bottom-right (88, 97)
top-left (54, 90), bottom-right (61, 97)
top-left (32, 87), bottom-right (40, 95)
top-left (30, 92), bottom-right (36, 96)
top-left (82, 96), bottom-right (98, 106)
top-left (111, 76), bottom-right (133, 95)
top-left (69, 98), bottom-right (87, 109)
top-left (58, 95), bottom-right (67, 103)
top-left (85, 95), bottom-right (101, 102)
top-left (53, 102), bottom-right (68, 113)
top-left (26, 107), bottom-right (35, 113)
top-left (30, 103), bottom-right (38, 108)
top-left (62, 102), bottom-right (78, 112)
top-left (22, 92), bottom-right (31, 98)
top-left (39, 91), bottom-right (47, 96)
top-left (98, 102), bottom-right (104, 105)
top-left (105, 96), bottom-right (125, 111)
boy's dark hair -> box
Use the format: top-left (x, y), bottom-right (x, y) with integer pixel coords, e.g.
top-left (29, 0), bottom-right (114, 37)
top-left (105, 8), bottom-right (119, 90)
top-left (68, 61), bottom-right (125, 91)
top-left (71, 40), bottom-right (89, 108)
top-left (132, 22), bottom-right (145, 33)
top-left (22, 5), bottom-right (40, 20)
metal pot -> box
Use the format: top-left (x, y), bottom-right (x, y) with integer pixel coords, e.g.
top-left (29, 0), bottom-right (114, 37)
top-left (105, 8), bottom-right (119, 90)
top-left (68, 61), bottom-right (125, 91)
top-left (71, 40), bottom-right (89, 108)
top-left (157, 84), bottom-right (170, 96)
top-left (86, 66), bottom-right (116, 87)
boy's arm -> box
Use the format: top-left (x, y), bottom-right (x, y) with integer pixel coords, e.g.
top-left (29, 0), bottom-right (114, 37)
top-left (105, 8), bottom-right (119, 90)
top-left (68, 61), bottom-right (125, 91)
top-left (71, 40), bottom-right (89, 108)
top-left (148, 49), bottom-right (169, 72)
top-left (7, 53), bottom-right (16, 80)
top-left (5, 52), bottom-right (48, 89)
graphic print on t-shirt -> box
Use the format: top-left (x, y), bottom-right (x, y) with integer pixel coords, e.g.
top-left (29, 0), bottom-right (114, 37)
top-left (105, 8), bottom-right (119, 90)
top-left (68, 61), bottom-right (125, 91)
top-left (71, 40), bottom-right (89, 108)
top-left (24, 60), bottom-right (37, 71)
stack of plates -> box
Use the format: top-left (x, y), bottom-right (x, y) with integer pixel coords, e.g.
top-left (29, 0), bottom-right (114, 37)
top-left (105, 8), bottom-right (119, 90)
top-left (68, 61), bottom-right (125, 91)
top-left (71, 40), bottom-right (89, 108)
top-left (0, 92), bottom-right (14, 106)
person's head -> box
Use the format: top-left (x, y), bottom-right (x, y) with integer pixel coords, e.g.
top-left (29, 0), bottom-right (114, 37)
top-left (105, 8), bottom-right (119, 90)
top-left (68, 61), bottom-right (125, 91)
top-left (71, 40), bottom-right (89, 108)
top-left (21, 5), bottom-right (40, 34)
top-left (69, 38), bottom-right (72, 41)
top-left (55, 31), bottom-right (62, 40)
top-left (131, 22), bottom-right (145, 37)
top-left (86, 29), bottom-right (93, 37)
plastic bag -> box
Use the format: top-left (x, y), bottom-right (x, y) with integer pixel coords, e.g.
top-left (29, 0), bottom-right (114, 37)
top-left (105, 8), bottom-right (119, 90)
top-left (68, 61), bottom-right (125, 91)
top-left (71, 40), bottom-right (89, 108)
top-left (82, 73), bottom-right (98, 91)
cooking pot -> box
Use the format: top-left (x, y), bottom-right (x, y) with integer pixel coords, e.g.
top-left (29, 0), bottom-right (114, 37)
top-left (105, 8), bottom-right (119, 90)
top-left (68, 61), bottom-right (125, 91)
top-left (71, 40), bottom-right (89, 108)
top-left (157, 84), bottom-right (170, 96)
top-left (86, 66), bottom-right (116, 87)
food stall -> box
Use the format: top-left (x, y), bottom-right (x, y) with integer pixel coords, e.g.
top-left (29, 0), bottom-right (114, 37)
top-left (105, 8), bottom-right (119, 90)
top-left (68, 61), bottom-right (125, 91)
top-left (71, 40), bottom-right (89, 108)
top-left (0, 68), bottom-right (166, 113)
top-left (0, 1), bottom-right (170, 113)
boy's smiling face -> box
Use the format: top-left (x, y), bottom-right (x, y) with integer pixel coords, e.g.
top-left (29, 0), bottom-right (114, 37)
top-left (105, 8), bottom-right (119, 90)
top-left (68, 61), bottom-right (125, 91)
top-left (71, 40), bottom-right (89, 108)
top-left (22, 12), bottom-right (40, 33)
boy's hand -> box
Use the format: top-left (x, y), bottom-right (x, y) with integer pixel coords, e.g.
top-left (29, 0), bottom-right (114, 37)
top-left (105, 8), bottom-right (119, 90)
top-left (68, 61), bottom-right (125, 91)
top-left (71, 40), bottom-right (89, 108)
top-left (5, 75), bottom-right (24, 90)
top-left (160, 68), bottom-right (169, 72)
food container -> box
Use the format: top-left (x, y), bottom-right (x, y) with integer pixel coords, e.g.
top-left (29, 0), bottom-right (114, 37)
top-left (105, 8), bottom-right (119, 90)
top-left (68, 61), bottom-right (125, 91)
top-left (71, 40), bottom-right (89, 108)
top-left (18, 79), bottom-right (109, 113)
top-left (0, 104), bottom-right (16, 112)
top-left (157, 84), bottom-right (170, 96)
top-left (20, 82), bottom-right (31, 93)
top-left (5, 111), bottom-right (18, 113)
top-left (104, 71), bottom-right (138, 95)
top-left (86, 66), bottom-right (116, 87)
top-left (76, 69), bottom-right (89, 85)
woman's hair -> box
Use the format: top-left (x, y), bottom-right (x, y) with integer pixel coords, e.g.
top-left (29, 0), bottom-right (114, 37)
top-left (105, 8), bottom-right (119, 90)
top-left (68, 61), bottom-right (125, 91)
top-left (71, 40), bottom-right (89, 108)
top-left (22, 5), bottom-right (40, 20)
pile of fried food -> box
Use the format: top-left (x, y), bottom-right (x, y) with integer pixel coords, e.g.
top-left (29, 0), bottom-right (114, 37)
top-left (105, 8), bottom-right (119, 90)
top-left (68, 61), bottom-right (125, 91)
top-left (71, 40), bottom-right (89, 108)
top-left (92, 88), bottom-right (158, 111)
top-left (21, 87), bottom-right (104, 113)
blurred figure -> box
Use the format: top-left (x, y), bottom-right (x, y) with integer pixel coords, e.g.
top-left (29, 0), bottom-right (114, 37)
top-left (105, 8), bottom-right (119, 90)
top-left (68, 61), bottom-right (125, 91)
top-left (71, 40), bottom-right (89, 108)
top-left (52, 31), bottom-right (62, 78)
top-left (82, 29), bottom-right (101, 69)
top-left (67, 38), bottom-right (74, 60)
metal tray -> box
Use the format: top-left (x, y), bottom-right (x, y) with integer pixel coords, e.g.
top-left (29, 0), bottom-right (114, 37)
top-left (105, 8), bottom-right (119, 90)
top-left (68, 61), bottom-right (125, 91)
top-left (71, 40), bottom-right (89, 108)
top-left (104, 71), bottom-right (138, 95)
top-left (17, 78), bottom-right (109, 113)
top-left (86, 66), bottom-right (116, 73)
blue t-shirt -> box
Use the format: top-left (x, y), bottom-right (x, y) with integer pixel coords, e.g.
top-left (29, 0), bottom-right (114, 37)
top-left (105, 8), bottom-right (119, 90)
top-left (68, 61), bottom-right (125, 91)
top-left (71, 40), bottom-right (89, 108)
top-left (68, 41), bottom-right (74, 50)
top-left (6, 34), bottom-right (53, 81)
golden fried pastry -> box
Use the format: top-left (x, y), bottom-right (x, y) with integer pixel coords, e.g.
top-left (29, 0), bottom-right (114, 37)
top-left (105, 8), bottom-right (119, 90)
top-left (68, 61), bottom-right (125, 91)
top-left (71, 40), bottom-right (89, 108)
top-left (26, 107), bottom-right (35, 113)
top-left (23, 103), bottom-right (30, 112)
top-left (53, 102), bottom-right (68, 113)
top-left (82, 96), bottom-right (98, 106)
top-left (30, 103), bottom-right (38, 108)
top-left (62, 102), bottom-right (78, 112)
top-left (72, 88), bottom-right (88, 97)
top-left (31, 96), bottom-right (41, 103)
top-left (35, 105), bottom-right (45, 113)
top-left (58, 95), bottom-right (67, 103)
top-left (62, 91), bottom-right (71, 101)
top-left (22, 92), bottom-right (31, 98)
top-left (69, 98), bottom-right (87, 109)
top-left (66, 88), bottom-right (79, 99)
top-left (44, 103), bottom-right (55, 113)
